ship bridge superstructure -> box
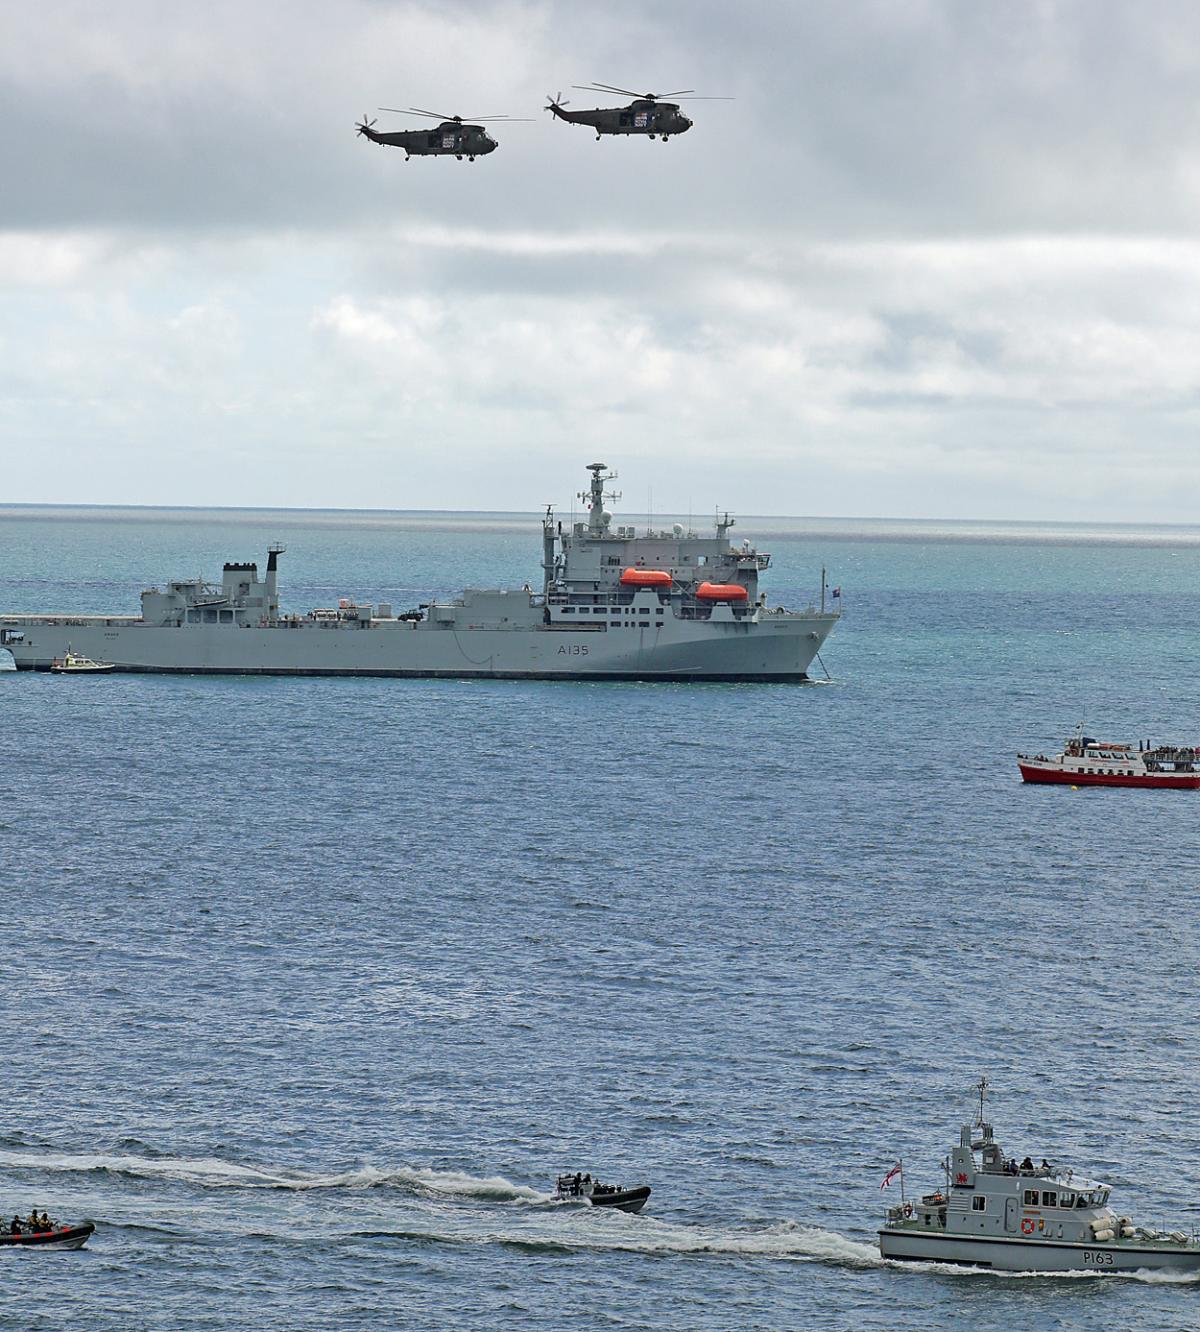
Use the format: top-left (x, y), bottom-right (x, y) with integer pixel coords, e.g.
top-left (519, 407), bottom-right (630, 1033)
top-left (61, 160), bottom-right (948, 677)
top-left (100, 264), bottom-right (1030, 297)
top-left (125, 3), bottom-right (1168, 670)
top-left (541, 462), bottom-right (773, 623)
top-left (141, 545), bottom-right (285, 627)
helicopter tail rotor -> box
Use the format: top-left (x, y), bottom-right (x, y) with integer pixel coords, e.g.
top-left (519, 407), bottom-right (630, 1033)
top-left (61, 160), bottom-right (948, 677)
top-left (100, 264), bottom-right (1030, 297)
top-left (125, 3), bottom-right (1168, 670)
top-left (545, 91), bottom-right (570, 114)
top-left (355, 114), bottom-right (379, 137)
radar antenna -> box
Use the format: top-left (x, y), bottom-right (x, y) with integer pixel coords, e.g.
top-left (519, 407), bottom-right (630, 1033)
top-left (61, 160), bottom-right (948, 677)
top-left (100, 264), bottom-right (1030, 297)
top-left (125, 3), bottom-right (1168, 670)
top-left (579, 462), bottom-right (621, 534)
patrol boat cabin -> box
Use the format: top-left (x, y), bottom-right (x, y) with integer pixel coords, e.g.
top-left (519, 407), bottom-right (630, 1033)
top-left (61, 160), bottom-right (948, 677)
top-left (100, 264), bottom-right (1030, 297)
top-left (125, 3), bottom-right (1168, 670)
top-left (879, 1080), bottom-right (1200, 1272)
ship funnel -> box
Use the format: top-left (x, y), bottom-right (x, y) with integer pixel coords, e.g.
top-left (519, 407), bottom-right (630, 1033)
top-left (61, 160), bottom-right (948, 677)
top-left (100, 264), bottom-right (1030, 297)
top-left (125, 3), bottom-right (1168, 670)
top-left (266, 543), bottom-right (285, 618)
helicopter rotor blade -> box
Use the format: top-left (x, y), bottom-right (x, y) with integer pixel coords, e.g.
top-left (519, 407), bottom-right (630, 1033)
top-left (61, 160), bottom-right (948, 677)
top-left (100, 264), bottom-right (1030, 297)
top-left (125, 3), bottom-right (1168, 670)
top-left (656, 89), bottom-right (695, 98)
top-left (583, 82), bottom-right (644, 97)
top-left (376, 106), bottom-right (456, 121)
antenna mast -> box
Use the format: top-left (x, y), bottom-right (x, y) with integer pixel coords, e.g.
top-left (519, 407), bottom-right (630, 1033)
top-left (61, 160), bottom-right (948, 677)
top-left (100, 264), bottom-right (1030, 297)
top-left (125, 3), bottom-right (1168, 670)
top-left (579, 462), bottom-right (620, 535)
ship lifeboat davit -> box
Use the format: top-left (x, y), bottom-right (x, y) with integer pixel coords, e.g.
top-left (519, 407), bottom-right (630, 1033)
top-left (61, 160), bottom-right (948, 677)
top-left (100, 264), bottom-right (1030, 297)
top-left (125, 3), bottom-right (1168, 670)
top-left (696, 581), bottom-right (748, 601)
top-left (620, 568), bottom-right (673, 587)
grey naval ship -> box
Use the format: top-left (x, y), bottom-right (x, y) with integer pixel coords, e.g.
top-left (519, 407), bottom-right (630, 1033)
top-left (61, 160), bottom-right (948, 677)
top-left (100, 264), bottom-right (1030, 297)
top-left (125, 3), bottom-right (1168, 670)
top-left (1, 464), bottom-right (839, 681)
top-left (879, 1080), bottom-right (1200, 1273)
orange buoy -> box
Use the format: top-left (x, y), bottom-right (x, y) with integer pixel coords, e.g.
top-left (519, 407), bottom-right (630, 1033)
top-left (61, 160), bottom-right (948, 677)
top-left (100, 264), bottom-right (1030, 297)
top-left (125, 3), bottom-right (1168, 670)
top-left (696, 581), bottom-right (748, 601)
top-left (620, 568), bottom-right (672, 587)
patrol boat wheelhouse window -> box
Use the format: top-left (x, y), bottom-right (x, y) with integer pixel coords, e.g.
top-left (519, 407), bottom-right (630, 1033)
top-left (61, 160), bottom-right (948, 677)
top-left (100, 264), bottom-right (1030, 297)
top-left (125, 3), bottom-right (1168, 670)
top-left (1023, 1189), bottom-right (1038, 1205)
top-left (1042, 1191), bottom-right (1057, 1207)
top-left (972, 1196), bottom-right (986, 1211)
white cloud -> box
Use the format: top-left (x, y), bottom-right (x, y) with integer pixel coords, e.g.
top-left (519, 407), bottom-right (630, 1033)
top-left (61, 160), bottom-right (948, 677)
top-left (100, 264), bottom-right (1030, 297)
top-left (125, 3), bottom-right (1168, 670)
top-left (4, 2), bottom-right (1200, 517)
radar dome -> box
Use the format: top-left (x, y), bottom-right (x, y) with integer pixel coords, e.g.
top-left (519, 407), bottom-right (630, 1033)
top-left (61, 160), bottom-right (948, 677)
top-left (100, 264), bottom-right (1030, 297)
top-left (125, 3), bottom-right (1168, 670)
top-left (672, 523), bottom-right (684, 537)
top-left (601, 511), bottom-right (613, 527)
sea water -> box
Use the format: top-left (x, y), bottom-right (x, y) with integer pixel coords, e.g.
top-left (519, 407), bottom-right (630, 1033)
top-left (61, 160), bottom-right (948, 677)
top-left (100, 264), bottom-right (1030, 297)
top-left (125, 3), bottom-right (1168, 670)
top-left (1, 505), bottom-right (1199, 1330)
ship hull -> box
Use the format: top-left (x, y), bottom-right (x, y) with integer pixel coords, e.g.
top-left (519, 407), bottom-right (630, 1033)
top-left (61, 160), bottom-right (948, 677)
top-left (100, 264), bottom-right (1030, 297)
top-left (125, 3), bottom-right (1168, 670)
top-left (2, 614), bottom-right (838, 682)
top-left (588, 1187), bottom-right (650, 1214)
top-left (879, 1228), bottom-right (1200, 1272)
top-left (0, 1224), bottom-right (94, 1250)
top-left (1018, 762), bottom-right (1200, 790)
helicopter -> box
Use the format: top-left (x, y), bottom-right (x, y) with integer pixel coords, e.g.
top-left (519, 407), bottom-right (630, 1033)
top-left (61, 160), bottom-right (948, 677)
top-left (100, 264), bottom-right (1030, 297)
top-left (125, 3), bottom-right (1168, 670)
top-left (545, 82), bottom-right (731, 142)
top-left (354, 107), bottom-right (530, 161)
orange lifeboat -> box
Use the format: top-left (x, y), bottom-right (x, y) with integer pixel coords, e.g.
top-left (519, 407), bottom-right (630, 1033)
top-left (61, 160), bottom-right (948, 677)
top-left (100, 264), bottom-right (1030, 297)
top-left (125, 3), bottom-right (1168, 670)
top-left (696, 581), bottom-right (748, 601)
top-left (620, 568), bottom-right (672, 587)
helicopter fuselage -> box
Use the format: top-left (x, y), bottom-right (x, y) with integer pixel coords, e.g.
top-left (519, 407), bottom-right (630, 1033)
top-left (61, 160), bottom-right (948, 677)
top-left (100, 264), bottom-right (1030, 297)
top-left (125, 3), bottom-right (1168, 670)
top-left (359, 122), bottom-right (497, 159)
top-left (549, 99), bottom-right (692, 138)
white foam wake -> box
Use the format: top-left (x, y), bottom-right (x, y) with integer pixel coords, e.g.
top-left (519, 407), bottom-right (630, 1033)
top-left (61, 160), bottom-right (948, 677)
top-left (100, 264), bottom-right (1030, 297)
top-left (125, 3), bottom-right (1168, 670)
top-left (0, 1150), bottom-right (547, 1201)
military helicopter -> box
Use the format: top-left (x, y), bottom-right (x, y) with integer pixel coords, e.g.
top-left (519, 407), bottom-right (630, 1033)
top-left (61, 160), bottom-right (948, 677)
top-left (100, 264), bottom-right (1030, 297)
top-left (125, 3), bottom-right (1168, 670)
top-left (545, 82), bottom-right (731, 142)
top-left (355, 107), bottom-right (530, 161)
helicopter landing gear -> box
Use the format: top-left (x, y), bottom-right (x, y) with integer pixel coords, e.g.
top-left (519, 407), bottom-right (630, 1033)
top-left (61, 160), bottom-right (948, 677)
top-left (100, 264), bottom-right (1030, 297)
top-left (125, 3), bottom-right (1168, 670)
top-left (468, 155), bottom-right (475, 161)
top-left (662, 136), bottom-right (669, 142)
top-left (595, 133), bottom-right (601, 140)
top-left (649, 133), bottom-right (656, 140)
top-left (455, 154), bottom-right (463, 160)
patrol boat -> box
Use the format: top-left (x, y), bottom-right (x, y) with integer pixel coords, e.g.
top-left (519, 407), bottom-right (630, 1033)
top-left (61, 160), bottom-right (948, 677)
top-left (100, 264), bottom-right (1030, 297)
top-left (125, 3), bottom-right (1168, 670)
top-left (879, 1080), bottom-right (1200, 1272)
top-left (0, 464), bottom-right (839, 681)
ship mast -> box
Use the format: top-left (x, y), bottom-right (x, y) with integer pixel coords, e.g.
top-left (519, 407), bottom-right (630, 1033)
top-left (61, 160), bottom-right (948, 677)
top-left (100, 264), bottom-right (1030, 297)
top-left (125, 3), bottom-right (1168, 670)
top-left (541, 504), bottom-right (556, 596)
top-left (579, 462), bottom-right (620, 536)
top-left (974, 1075), bottom-right (993, 1145)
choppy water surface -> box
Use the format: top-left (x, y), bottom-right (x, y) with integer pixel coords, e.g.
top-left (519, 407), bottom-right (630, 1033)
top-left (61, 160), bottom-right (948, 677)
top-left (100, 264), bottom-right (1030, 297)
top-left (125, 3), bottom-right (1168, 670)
top-left (2, 505), bottom-right (1200, 1330)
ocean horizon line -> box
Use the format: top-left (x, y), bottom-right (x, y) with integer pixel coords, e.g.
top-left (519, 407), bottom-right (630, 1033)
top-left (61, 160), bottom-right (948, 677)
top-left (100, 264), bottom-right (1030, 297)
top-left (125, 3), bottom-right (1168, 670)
top-left (4, 499), bottom-right (1200, 535)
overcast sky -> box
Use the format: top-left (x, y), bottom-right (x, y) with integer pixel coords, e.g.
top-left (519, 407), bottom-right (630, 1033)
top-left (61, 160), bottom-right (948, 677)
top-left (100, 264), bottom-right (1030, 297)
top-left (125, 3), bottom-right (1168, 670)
top-left (3, 0), bottom-right (1200, 519)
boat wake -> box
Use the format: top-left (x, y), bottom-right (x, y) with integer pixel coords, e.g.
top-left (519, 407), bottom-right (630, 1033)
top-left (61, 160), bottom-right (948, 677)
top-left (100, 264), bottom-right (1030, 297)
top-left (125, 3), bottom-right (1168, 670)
top-left (3, 1148), bottom-right (1193, 1281)
top-left (550, 1217), bottom-right (882, 1265)
top-left (0, 1149), bottom-right (547, 1202)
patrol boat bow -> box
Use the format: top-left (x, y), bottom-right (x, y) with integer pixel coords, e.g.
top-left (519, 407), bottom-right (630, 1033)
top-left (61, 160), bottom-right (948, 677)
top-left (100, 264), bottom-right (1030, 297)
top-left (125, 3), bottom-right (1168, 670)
top-left (1, 464), bottom-right (840, 682)
top-left (879, 1079), bottom-right (1200, 1272)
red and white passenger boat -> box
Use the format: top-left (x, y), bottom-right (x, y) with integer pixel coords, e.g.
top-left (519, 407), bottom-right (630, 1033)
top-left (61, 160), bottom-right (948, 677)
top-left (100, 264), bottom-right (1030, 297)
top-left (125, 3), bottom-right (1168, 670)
top-left (1018, 730), bottom-right (1200, 789)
